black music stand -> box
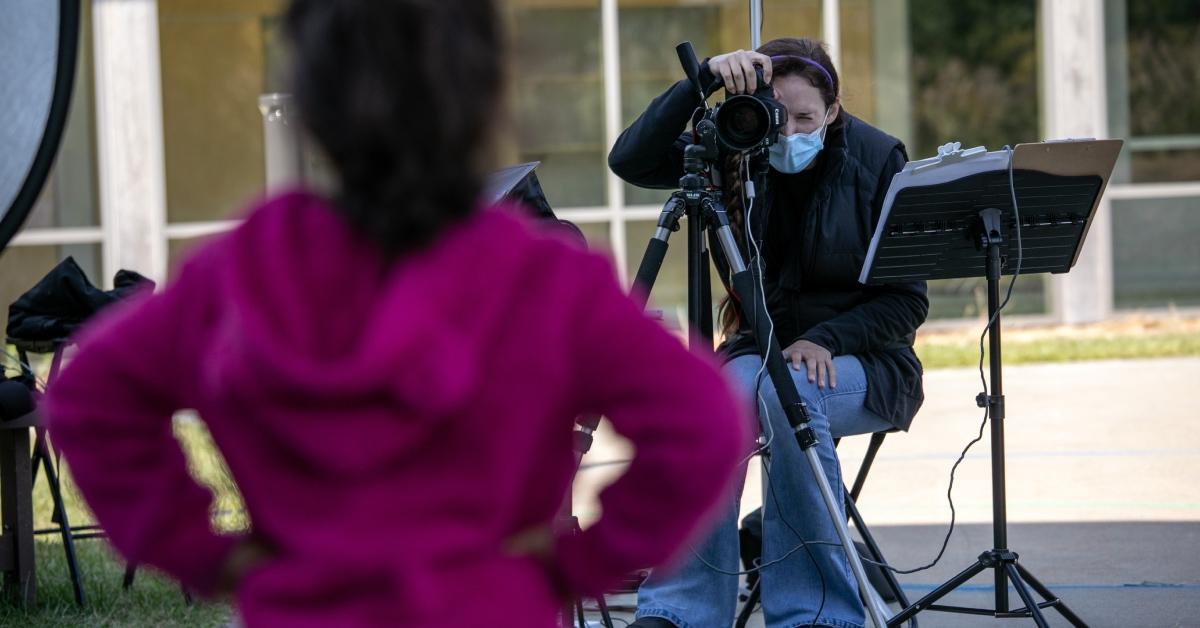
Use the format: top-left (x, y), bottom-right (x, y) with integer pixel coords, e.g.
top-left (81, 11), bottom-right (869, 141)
top-left (860, 140), bottom-right (1121, 628)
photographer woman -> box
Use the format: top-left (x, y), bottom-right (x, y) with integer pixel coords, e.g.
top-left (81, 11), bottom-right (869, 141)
top-left (42, 1), bottom-right (751, 626)
top-left (610, 38), bottom-right (929, 628)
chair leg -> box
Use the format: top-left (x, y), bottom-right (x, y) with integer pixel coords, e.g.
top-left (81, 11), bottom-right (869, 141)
top-left (850, 432), bottom-right (886, 503)
top-left (735, 578), bottom-right (761, 628)
top-left (844, 431), bottom-right (921, 626)
top-left (122, 563), bottom-right (138, 589)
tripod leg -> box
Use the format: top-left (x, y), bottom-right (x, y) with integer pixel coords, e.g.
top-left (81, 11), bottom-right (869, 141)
top-left (31, 443), bottom-right (41, 486)
top-left (1005, 563), bottom-right (1050, 628)
top-left (697, 231), bottom-right (713, 341)
top-left (593, 594), bottom-right (615, 628)
top-left (631, 197), bottom-right (684, 307)
top-left (1014, 563), bottom-right (1089, 627)
top-left (846, 495), bottom-right (917, 627)
top-left (802, 446), bottom-right (891, 628)
top-left (888, 560), bottom-right (988, 627)
top-left (575, 596), bottom-right (586, 628)
top-left (122, 563), bottom-right (137, 589)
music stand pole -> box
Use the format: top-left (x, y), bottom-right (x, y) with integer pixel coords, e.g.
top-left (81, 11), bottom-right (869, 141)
top-left (983, 218), bottom-right (1011, 613)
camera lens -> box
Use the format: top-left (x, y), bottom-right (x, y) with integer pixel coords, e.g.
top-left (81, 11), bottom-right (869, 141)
top-left (715, 96), bottom-right (769, 151)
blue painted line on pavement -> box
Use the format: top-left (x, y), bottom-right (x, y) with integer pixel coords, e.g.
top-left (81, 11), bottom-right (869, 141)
top-left (878, 448), bottom-right (1200, 463)
top-left (901, 582), bottom-right (1200, 592)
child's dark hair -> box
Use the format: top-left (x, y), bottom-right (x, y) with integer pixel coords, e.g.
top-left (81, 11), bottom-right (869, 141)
top-left (284, 0), bottom-right (505, 256)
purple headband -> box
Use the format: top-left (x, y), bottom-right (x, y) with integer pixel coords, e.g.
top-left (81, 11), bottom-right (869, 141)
top-left (770, 55), bottom-right (835, 90)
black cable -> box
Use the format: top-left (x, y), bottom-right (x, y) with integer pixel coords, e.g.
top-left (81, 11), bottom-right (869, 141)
top-left (858, 146), bottom-right (1024, 576)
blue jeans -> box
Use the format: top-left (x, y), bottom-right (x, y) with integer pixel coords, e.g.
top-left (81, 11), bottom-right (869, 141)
top-left (635, 354), bottom-right (892, 628)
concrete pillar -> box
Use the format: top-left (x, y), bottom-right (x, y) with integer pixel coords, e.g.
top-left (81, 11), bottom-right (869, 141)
top-left (1040, 0), bottom-right (1112, 323)
top-left (92, 0), bottom-right (167, 286)
top-left (600, 0), bottom-right (627, 281)
top-left (823, 0), bottom-right (841, 71)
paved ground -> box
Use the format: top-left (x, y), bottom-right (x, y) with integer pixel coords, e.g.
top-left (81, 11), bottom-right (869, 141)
top-left (572, 357), bottom-right (1200, 628)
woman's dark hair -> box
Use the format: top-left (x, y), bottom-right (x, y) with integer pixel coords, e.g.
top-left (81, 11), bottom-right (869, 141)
top-left (718, 37), bottom-right (839, 336)
top-left (284, 0), bottom-right (505, 256)
top-left (757, 37), bottom-right (839, 107)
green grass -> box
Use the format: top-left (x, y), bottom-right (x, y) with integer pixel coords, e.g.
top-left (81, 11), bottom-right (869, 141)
top-left (0, 542), bottom-right (231, 628)
top-left (916, 331), bottom-right (1200, 369)
top-left (0, 421), bottom-right (240, 627)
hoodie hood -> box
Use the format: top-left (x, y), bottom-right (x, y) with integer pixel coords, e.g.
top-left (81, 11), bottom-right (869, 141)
top-left (196, 191), bottom-right (537, 476)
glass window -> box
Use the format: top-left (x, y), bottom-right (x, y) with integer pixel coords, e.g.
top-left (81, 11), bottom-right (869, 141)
top-left (905, 0), bottom-right (1046, 318)
top-left (158, 1), bottom-right (283, 223)
top-left (617, 2), bottom-right (720, 208)
top-left (508, 3), bottom-right (606, 209)
top-left (1107, 0), bottom-right (1200, 184)
top-left (925, 275), bottom-right (1047, 321)
top-left (1112, 197), bottom-right (1200, 310)
top-left (167, 235), bottom-right (217, 274)
top-left (907, 0), bottom-right (1040, 160)
top-left (575, 220), bottom-right (612, 253)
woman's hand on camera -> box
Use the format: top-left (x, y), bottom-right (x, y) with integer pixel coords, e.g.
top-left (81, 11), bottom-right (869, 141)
top-left (783, 340), bottom-right (837, 389)
top-left (708, 50), bottom-right (773, 95)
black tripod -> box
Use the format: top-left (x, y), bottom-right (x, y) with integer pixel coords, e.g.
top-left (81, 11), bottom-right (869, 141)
top-left (560, 413), bottom-right (618, 628)
top-left (626, 119), bottom-right (892, 627)
top-left (886, 209), bottom-right (1085, 627)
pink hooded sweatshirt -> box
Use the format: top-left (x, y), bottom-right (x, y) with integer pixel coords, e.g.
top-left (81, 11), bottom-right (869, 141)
top-left (44, 190), bottom-right (749, 627)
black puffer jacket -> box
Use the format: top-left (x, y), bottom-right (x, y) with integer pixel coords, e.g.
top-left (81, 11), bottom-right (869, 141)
top-left (608, 75), bottom-right (928, 430)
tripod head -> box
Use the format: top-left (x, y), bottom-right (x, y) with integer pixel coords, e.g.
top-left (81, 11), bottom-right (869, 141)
top-left (678, 118), bottom-right (724, 211)
top-left (682, 118), bottom-right (719, 177)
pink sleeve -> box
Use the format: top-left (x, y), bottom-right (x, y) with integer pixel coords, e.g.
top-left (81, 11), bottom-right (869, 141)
top-left (43, 261), bottom-right (237, 596)
top-left (552, 254), bottom-right (750, 599)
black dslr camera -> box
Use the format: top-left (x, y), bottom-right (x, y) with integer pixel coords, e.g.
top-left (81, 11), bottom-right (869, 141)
top-left (711, 65), bottom-right (787, 152)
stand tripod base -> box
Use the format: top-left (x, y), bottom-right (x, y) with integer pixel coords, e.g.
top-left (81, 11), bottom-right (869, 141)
top-left (559, 516), bottom-right (615, 628)
top-left (889, 550), bottom-right (1087, 627)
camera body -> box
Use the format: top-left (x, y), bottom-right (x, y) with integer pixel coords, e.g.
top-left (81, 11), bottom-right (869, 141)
top-left (711, 66), bottom-right (786, 152)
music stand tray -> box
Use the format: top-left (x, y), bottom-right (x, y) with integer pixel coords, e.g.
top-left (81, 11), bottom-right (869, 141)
top-left (860, 139), bottom-right (1122, 628)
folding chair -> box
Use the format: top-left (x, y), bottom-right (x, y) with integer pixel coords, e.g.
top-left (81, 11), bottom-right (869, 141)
top-left (10, 338), bottom-right (95, 606)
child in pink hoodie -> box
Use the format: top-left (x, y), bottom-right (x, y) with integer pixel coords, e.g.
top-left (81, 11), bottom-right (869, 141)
top-left (43, 1), bottom-right (749, 626)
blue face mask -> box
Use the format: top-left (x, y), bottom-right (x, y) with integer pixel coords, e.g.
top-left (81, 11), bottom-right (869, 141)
top-left (769, 110), bottom-right (829, 174)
